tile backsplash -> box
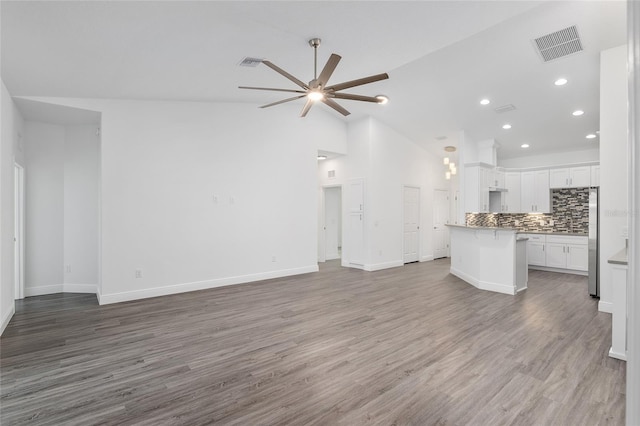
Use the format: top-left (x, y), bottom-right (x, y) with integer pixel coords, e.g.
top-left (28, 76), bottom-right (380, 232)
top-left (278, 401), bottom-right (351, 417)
top-left (465, 187), bottom-right (590, 233)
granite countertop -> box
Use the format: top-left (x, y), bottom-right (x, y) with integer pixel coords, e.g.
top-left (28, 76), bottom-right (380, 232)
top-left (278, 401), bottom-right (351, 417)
top-left (608, 247), bottom-right (628, 265)
top-left (446, 225), bottom-right (587, 236)
top-left (517, 231), bottom-right (589, 237)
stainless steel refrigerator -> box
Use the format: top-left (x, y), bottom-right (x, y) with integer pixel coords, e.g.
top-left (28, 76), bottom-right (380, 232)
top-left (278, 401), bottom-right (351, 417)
top-left (588, 188), bottom-right (599, 297)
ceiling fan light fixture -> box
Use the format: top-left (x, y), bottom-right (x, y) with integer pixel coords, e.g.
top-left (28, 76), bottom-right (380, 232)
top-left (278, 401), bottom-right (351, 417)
top-left (308, 91), bottom-right (324, 101)
top-left (376, 95), bottom-right (389, 105)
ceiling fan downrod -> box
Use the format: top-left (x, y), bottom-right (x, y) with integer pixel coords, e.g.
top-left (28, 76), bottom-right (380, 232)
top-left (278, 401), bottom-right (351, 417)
top-left (309, 38), bottom-right (321, 81)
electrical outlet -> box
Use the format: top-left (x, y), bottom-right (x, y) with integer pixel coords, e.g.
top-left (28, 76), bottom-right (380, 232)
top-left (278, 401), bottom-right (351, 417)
top-left (212, 195), bottom-right (218, 204)
top-left (271, 256), bottom-right (276, 262)
top-left (135, 269), bottom-right (143, 279)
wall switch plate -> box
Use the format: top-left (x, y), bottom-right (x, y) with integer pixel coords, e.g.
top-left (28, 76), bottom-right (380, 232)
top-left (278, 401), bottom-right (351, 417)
top-left (65, 265), bottom-right (71, 273)
top-left (135, 269), bottom-right (143, 279)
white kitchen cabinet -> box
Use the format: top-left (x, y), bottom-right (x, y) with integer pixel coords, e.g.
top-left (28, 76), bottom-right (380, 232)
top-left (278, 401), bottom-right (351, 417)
top-left (591, 165), bottom-right (600, 187)
top-left (491, 169), bottom-right (505, 188)
top-left (504, 172), bottom-right (521, 213)
top-left (549, 166), bottom-right (591, 188)
top-left (544, 235), bottom-right (588, 271)
top-left (464, 165), bottom-right (490, 213)
top-left (521, 170), bottom-right (550, 213)
top-left (525, 234), bottom-right (546, 266)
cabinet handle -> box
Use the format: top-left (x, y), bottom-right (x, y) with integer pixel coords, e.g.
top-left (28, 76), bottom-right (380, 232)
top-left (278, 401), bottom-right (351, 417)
top-left (567, 246), bottom-right (570, 253)
top-left (360, 204), bottom-right (363, 210)
top-left (563, 246), bottom-right (566, 253)
top-left (543, 245), bottom-right (545, 251)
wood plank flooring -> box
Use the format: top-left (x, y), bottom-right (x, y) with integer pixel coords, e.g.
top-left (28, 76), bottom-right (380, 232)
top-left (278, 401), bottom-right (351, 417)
top-left (0, 259), bottom-right (625, 425)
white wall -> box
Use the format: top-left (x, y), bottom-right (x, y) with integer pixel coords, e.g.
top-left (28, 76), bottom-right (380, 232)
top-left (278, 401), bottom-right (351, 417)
top-left (319, 116), bottom-right (447, 271)
top-left (498, 148), bottom-right (600, 168)
top-left (599, 44), bottom-right (628, 312)
top-left (0, 81), bottom-right (25, 335)
top-left (64, 125), bottom-right (100, 291)
top-left (24, 122), bottom-right (65, 293)
top-left (20, 98), bottom-right (345, 304)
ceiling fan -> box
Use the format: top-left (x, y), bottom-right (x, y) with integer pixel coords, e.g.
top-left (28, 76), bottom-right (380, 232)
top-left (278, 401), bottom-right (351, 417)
top-left (239, 38), bottom-right (389, 117)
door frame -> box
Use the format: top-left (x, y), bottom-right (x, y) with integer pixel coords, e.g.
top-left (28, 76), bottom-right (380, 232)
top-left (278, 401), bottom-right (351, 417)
top-left (402, 185), bottom-right (421, 264)
top-left (14, 163), bottom-right (25, 300)
top-left (319, 184), bottom-right (343, 263)
top-left (433, 188), bottom-right (450, 259)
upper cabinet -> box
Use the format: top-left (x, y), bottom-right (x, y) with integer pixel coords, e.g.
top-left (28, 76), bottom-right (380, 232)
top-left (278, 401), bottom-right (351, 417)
top-left (521, 170), bottom-right (550, 213)
top-left (464, 165), bottom-right (491, 213)
top-left (463, 162), bottom-right (596, 214)
top-left (549, 166), bottom-right (591, 188)
top-left (503, 172), bottom-right (521, 213)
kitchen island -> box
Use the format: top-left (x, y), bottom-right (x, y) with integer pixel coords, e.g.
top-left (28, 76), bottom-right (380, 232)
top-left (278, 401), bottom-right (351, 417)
top-left (447, 225), bottom-right (528, 295)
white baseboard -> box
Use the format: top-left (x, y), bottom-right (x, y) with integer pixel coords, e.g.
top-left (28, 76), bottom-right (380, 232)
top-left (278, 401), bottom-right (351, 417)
top-left (24, 283), bottom-right (97, 297)
top-left (364, 260), bottom-right (404, 272)
top-left (609, 347), bottom-right (627, 361)
top-left (64, 284), bottom-right (98, 294)
top-left (98, 265), bottom-right (319, 305)
top-left (450, 267), bottom-right (516, 296)
top-left (25, 284), bottom-right (64, 297)
top-left (528, 265), bottom-right (588, 276)
top-left (599, 300), bottom-right (613, 314)
top-left (420, 255), bottom-right (434, 262)
top-left (0, 304), bottom-right (16, 336)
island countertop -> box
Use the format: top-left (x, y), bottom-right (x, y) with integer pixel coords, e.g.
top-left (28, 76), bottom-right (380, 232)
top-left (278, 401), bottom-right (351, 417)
top-left (445, 225), bottom-right (587, 237)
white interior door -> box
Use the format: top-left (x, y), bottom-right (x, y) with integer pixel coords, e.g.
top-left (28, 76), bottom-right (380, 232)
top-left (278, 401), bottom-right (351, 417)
top-left (434, 189), bottom-right (450, 259)
top-left (403, 186), bottom-right (420, 263)
top-left (324, 186), bottom-right (342, 260)
top-left (14, 164), bottom-right (24, 300)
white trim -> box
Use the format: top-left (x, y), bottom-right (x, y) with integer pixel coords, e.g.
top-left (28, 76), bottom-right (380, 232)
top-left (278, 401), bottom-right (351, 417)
top-left (628, 2), bottom-right (640, 423)
top-left (25, 284), bottom-right (64, 297)
top-left (98, 265), bottom-right (319, 305)
top-left (450, 267), bottom-right (516, 295)
top-left (0, 304), bottom-right (15, 336)
top-left (598, 300), bottom-right (613, 314)
top-left (420, 255), bottom-right (435, 262)
top-left (363, 260), bottom-right (404, 272)
top-left (63, 284), bottom-right (98, 294)
top-left (527, 265), bottom-right (588, 276)
top-left (609, 347), bottom-right (627, 361)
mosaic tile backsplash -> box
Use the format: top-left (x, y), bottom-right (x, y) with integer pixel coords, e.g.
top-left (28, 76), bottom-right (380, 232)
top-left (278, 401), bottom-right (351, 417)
top-left (465, 187), bottom-right (590, 234)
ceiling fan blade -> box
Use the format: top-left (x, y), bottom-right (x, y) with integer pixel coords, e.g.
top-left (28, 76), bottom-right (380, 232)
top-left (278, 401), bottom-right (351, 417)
top-left (331, 93), bottom-right (380, 103)
top-left (239, 86), bottom-right (306, 94)
top-left (316, 54), bottom-right (341, 88)
top-left (300, 98), bottom-right (314, 117)
top-left (321, 98), bottom-right (350, 116)
top-left (260, 95), bottom-right (307, 109)
top-left (326, 73), bottom-right (389, 92)
top-left (262, 60), bottom-right (309, 90)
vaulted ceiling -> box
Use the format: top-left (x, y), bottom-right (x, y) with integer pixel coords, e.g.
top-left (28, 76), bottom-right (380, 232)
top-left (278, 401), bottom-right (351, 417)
top-left (1, 1), bottom-right (626, 160)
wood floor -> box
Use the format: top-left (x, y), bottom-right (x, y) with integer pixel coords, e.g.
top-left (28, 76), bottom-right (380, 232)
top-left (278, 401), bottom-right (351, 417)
top-left (1, 259), bottom-right (625, 425)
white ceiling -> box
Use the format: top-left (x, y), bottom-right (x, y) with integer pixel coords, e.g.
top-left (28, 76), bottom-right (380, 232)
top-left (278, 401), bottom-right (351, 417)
top-left (1, 1), bottom-right (626, 160)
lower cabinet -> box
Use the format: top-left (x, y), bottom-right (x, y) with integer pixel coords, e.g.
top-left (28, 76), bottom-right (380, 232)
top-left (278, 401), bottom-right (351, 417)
top-left (524, 234), bottom-right (588, 273)
top-left (526, 235), bottom-right (546, 266)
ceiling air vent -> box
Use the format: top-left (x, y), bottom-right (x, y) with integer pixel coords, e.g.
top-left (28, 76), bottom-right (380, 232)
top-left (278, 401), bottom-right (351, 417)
top-left (533, 25), bottom-right (583, 62)
top-left (239, 57), bottom-right (263, 67)
top-left (494, 104), bottom-right (516, 114)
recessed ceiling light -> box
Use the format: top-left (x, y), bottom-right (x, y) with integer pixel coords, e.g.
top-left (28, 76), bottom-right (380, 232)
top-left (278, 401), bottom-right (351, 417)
top-left (521, 144), bottom-right (530, 148)
top-left (502, 124), bottom-right (512, 130)
top-left (572, 110), bottom-right (584, 116)
top-left (317, 155), bottom-right (327, 160)
top-left (586, 134), bottom-right (597, 139)
top-left (376, 95), bottom-right (389, 105)
top-left (555, 78), bottom-right (568, 86)
top-left (480, 99), bottom-right (490, 105)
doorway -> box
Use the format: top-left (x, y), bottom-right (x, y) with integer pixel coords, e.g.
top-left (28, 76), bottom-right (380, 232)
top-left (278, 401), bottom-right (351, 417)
top-left (403, 186), bottom-right (420, 263)
top-left (322, 186), bottom-right (342, 261)
top-left (14, 163), bottom-right (24, 300)
top-left (434, 189), bottom-right (450, 259)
